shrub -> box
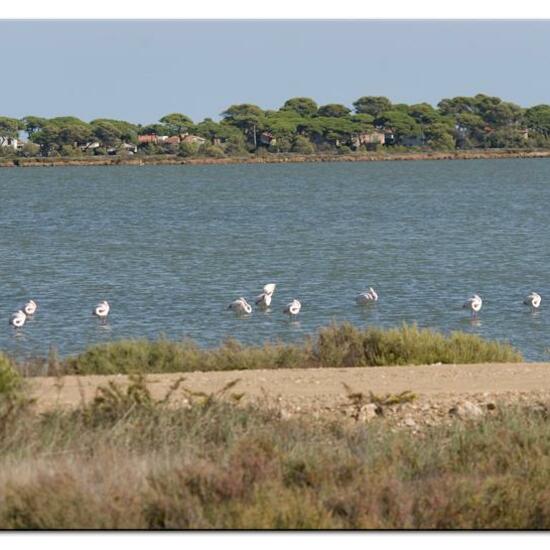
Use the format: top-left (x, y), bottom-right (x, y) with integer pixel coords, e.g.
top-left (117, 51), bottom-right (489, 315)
top-left (291, 136), bottom-right (315, 155)
top-left (58, 323), bottom-right (521, 376)
top-left (178, 142), bottom-right (199, 158)
top-left (199, 143), bottom-right (225, 158)
top-left (0, 354), bottom-right (21, 396)
top-left (0, 391), bottom-right (549, 528)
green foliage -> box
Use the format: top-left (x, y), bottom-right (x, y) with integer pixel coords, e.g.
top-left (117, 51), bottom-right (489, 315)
top-left (291, 135), bottom-right (315, 154)
top-left (159, 113), bottom-right (193, 135)
top-left (317, 104), bottom-right (351, 118)
top-left (0, 390), bottom-right (549, 528)
top-left (199, 143), bottom-right (225, 158)
top-left (353, 96), bottom-right (392, 116)
top-left (281, 97), bottom-right (318, 117)
top-left (54, 323), bottom-right (522, 377)
top-left (0, 116), bottom-right (24, 138)
top-left (313, 323), bottom-right (521, 367)
top-left (5, 93), bottom-right (548, 158)
top-left (0, 354), bottom-right (21, 396)
top-left (178, 142), bottom-right (199, 158)
top-left (375, 110), bottom-right (421, 141)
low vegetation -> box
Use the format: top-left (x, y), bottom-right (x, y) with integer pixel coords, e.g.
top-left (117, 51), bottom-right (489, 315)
top-left (0, 375), bottom-right (548, 529)
top-left (2, 94), bottom-right (550, 161)
top-left (37, 323), bottom-right (522, 376)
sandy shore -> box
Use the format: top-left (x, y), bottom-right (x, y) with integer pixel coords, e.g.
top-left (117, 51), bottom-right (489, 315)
top-left (26, 362), bottom-right (550, 427)
top-left (3, 149), bottom-right (550, 168)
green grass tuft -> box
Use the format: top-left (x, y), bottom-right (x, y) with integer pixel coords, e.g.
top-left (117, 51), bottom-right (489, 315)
top-left (48, 323), bottom-right (523, 376)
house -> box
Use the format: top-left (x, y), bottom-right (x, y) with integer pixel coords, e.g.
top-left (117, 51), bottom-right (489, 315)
top-left (138, 134), bottom-right (159, 144)
top-left (81, 141), bottom-right (101, 151)
top-left (0, 136), bottom-right (18, 149)
top-left (383, 130), bottom-right (396, 145)
top-left (107, 143), bottom-right (138, 155)
top-left (520, 128), bottom-right (529, 140)
top-left (400, 135), bottom-right (425, 147)
top-left (181, 134), bottom-right (206, 146)
top-left (163, 136), bottom-right (181, 145)
top-left (350, 131), bottom-right (385, 149)
top-left (259, 132), bottom-right (277, 146)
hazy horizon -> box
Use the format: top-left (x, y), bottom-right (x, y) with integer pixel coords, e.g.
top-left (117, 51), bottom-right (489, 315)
top-left (2, 20), bottom-right (550, 124)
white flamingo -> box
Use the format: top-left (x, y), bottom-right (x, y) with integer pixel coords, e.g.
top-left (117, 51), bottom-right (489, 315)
top-left (93, 300), bottom-right (110, 319)
top-left (24, 300), bottom-right (38, 316)
top-left (524, 292), bottom-right (542, 312)
top-left (10, 310), bottom-right (26, 328)
top-left (463, 294), bottom-right (482, 317)
top-left (255, 292), bottom-right (272, 309)
top-left (356, 287), bottom-right (378, 305)
top-left (255, 283), bottom-right (276, 309)
top-left (283, 299), bottom-right (301, 317)
top-left (228, 297), bottom-right (252, 315)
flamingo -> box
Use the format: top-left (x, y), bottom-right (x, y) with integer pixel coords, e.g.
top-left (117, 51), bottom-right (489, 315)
top-left (23, 300), bottom-right (37, 316)
top-left (463, 294), bottom-right (482, 317)
top-left (283, 299), bottom-right (301, 317)
top-left (255, 283), bottom-right (276, 309)
top-left (93, 300), bottom-right (110, 319)
top-left (356, 287), bottom-right (378, 305)
top-left (524, 292), bottom-right (542, 312)
top-left (10, 310), bottom-right (26, 328)
top-left (228, 297), bottom-right (252, 315)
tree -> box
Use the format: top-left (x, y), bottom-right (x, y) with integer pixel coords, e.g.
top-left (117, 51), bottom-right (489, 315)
top-left (90, 119), bottom-right (138, 143)
top-left (221, 104), bottom-right (266, 147)
top-left (317, 104), bottom-right (351, 118)
top-left (281, 97), bottom-right (318, 117)
top-left (21, 116), bottom-right (47, 137)
top-left (0, 117), bottom-right (23, 144)
top-left (353, 96), bottom-right (392, 117)
top-left (525, 105), bottom-right (550, 138)
top-left (408, 103), bottom-right (440, 125)
top-left (159, 113), bottom-right (193, 135)
top-left (374, 110), bottom-right (420, 142)
top-left (91, 121), bottom-right (123, 147)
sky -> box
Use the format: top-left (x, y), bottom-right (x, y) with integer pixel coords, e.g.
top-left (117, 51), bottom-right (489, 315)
top-left (2, 20), bottom-right (550, 124)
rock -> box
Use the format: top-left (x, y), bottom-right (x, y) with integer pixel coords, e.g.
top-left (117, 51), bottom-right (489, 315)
top-left (359, 403), bottom-right (382, 422)
top-left (403, 416), bottom-right (417, 428)
top-left (449, 400), bottom-right (484, 419)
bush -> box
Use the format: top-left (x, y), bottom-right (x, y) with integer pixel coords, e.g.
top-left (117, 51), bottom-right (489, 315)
top-left (0, 388), bottom-right (549, 528)
top-left (291, 136), bottom-right (315, 155)
top-left (58, 323), bottom-right (521, 376)
top-left (199, 144), bottom-right (225, 158)
top-left (178, 142), bottom-right (199, 158)
top-left (17, 143), bottom-right (40, 158)
top-left (0, 353), bottom-right (21, 396)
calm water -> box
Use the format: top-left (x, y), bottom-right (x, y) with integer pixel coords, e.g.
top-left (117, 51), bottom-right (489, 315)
top-left (1, 159), bottom-right (549, 360)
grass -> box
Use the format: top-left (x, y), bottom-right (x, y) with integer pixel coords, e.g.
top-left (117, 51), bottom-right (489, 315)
top-left (0, 353), bottom-right (22, 396)
top-left (21, 323), bottom-right (522, 377)
top-left (0, 376), bottom-right (548, 529)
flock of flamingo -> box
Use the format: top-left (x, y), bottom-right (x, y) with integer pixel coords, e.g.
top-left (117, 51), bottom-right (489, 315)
top-left (6, 286), bottom-right (543, 329)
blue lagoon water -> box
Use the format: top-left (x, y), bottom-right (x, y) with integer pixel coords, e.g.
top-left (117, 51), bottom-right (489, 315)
top-left (1, 159), bottom-right (549, 360)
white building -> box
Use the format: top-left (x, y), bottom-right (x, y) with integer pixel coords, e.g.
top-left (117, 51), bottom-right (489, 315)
top-left (0, 136), bottom-right (18, 149)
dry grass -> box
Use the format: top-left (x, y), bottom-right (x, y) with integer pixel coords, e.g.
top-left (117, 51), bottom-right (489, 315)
top-left (0, 376), bottom-right (549, 529)
top-left (19, 323), bottom-right (522, 377)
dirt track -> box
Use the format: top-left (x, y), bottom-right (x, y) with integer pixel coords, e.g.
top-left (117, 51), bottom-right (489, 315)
top-left (26, 363), bottom-right (550, 426)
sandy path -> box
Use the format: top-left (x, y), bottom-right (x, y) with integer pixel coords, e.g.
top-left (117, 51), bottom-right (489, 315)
top-left (26, 362), bottom-right (550, 414)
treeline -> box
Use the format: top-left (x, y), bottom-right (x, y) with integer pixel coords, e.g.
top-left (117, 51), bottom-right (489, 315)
top-left (2, 94), bottom-right (550, 159)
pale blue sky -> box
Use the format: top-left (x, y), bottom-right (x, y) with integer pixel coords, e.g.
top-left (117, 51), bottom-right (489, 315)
top-left (2, 20), bottom-right (550, 124)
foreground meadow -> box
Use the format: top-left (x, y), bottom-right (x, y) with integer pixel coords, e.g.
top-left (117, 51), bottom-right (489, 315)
top-left (1, 325), bottom-right (546, 530)
top-left (0, 372), bottom-right (550, 529)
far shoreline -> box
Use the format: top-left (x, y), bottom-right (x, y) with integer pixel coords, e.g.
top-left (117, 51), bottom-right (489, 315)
top-left (2, 148), bottom-right (550, 169)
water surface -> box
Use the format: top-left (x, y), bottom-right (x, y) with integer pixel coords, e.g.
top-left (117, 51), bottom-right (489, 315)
top-left (1, 159), bottom-right (549, 360)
